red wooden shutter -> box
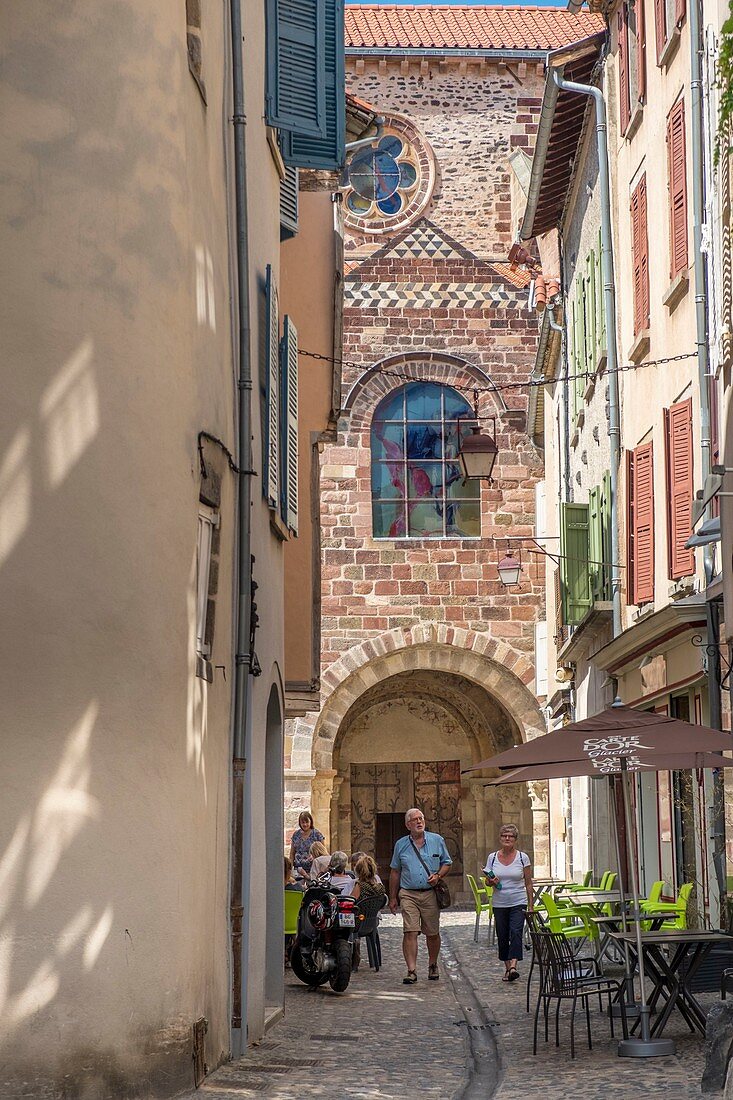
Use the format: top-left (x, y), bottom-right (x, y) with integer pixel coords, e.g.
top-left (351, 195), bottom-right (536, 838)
top-left (619, 7), bottom-right (630, 135)
top-left (667, 99), bottom-right (688, 279)
top-left (675, 0), bottom-right (686, 27)
top-left (637, 0), bottom-right (647, 101)
top-left (631, 175), bottom-right (650, 335)
top-left (654, 0), bottom-right (666, 61)
top-left (666, 398), bottom-right (694, 578)
top-left (626, 449), bottom-right (635, 601)
top-left (633, 441), bottom-right (655, 604)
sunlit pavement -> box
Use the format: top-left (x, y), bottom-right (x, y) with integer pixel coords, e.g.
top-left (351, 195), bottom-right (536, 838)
top-left (182, 912), bottom-right (709, 1099)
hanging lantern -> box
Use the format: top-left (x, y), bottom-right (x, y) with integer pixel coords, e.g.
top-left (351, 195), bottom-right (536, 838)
top-left (458, 424), bottom-right (498, 481)
top-left (497, 551), bottom-right (522, 587)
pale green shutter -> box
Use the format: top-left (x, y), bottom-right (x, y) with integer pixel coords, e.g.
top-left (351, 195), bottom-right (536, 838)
top-left (597, 227), bottom-right (606, 353)
top-left (560, 502), bottom-right (592, 625)
top-left (265, 265), bottom-right (280, 508)
top-left (586, 253), bottom-right (597, 371)
top-left (266, 0), bottom-right (326, 138)
top-left (281, 316), bottom-right (299, 535)
top-left (588, 486), bottom-right (602, 601)
top-left (601, 470), bottom-right (613, 600)
top-left (282, 0), bottom-right (345, 170)
top-left (571, 298), bottom-right (580, 420)
top-left (575, 275), bottom-right (586, 415)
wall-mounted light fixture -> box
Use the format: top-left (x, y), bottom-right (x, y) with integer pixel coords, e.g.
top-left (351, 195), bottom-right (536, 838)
top-left (458, 391), bottom-right (498, 482)
top-left (497, 550), bottom-right (522, 586)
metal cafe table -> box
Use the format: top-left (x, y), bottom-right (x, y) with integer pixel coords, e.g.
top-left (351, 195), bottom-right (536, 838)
top-left (590, 911), bottom-right (671, 968)
top-left (609, 929), bottom-right (733, 1037)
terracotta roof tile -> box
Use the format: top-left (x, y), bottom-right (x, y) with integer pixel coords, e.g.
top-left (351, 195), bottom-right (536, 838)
top-left (345, 5), bottom-right (603, 52)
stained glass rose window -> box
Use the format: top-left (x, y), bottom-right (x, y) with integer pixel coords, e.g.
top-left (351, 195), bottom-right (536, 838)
top-left (371, 383), bottom-right (481, 539)
top-left (344, 134), bottom-right (422, 222)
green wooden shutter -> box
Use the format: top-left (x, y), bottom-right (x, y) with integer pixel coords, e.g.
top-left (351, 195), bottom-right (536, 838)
top-left (588, 486), bottom-right (602, 601)
top-left (282, 0), bottom-right (345, 170)
top-left (586, 252), bottom-right (597, 371)
top-left (266, 0), bottom-right (326, 138)
top-left (265, 265), bottom-right (280, 508)
top-left (575, 275), bottom-right (586, 415)
top-left (596, 228), bottom-right (606, 355)
top-left (560, 502), bottom-right (592, 625)
top-left (281, 316), bottom-right (299, 535)
top-left (571, 298), bottom-right (579, 420)
top-left (280, 165), bottom-right (299, 240)
top-left (601, 470), bottom-right (612, 600)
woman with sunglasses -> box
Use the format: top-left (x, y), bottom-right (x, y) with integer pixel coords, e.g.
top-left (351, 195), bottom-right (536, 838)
top-left (483, 824), bottom-right (533, 982)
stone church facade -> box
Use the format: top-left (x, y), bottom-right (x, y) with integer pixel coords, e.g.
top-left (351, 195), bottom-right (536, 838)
top-left (285, 6), bottom-right (601, 889)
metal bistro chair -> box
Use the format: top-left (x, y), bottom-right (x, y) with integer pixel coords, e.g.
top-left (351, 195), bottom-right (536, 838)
top-left (355, 892), bottom-right (388, 972)
top-left (525, 908), bottom-right (601, 1014)
top-left (467, 873), bottom-right (494, 943)
top-left (529, 926), bottom-right (628, 1059)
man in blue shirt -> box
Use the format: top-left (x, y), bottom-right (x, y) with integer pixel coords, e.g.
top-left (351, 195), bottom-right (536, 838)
top-left (389, 807), bottom-right (452, 984)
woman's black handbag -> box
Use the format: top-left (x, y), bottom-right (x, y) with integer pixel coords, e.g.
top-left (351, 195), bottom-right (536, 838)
top-left (410, 839), bottom-right (452, 909)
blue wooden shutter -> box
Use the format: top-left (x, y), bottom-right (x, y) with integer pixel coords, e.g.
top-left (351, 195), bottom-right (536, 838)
top-left (560, 502), bottom-right (592, 625)
top-left (266, 0), bottom-right (326, 138)
top-left (280, 164), bottom-right (299, 240)
top-left (281, 0), bottom-right (345, 169)
top-left (265, 265), bottom-right (280, 508)
top-left (281, 316), bottom-right (299, 535)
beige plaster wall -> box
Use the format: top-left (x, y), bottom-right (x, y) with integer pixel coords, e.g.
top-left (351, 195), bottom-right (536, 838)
top-left (281, 191), bottom-right (339, 689)
top-left (0, 1), bottom-right (286, 1091)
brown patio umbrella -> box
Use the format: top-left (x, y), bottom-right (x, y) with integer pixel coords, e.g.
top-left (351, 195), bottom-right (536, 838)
top-left (484, 752), bottom-right (732, 783)
top-left (467, 701), bottom-right (732, 1059)
top-left (462, 702), bottom-right (732, 774)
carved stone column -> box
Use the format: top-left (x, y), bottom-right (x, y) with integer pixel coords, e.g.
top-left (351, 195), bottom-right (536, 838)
top-left (469, 779), bottom-right (488, 873)
top-left (311, 769), bottom-right (337, 839)
top-left (528, 779), bottom-right (550, 877)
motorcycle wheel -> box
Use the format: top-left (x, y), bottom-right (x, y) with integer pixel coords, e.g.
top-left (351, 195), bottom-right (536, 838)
top-left (328, 938), bottom-right (353, 993)
top-left (290, 943), bottom-right (329, 987)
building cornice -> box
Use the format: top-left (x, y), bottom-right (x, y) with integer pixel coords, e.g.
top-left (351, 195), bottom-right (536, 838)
top-left (590, 595), bottom-right (708, 675)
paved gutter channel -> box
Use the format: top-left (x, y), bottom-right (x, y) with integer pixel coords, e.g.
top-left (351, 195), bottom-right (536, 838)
top-left (442, 929), bottom-right (503, 1099)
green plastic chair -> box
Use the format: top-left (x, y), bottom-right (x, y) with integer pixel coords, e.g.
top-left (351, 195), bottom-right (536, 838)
top-left (653, 883), bottom-right (694, 930)
top-left (598, 871), bottom-right (613, 891)
top-left (538, 892), bottom-right (598, 949)
top-left (284, 889), bottom-right (302, 936)
top-left (639, 880), bottom-right (665, 911)
top-left (467, 873), bottom-right (494, 943)
top-left (563, 870), bottom-right (595, 893)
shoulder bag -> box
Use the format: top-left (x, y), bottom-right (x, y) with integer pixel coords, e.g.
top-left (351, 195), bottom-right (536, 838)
top-left (410, 838), bottom-right (451, 910)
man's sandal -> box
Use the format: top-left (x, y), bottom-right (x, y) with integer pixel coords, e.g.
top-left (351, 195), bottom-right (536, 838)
top-left (507, 966), bottom-right (520, 982)
top-left (403, 970), bottom-right (418, 984)
top-left (428, 964), bottom-right (439, 981)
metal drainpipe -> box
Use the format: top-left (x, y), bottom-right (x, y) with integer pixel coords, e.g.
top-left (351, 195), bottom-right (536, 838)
top-left (552, 66), bottom-right (622, 639)
top-left (689, 0), bottom-right (714, 583)
top-left (229, 0), bottom-right (254, 1054)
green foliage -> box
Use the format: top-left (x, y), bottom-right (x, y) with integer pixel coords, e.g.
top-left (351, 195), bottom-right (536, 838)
top-left (716, 0), bottom-right (733, 165)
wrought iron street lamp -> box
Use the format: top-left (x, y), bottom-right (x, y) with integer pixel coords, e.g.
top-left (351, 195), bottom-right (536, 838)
top-left (497, 550), bottom-right (522, 586)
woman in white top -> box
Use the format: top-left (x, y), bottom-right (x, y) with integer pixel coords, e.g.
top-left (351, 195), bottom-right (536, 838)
top-left (483, 824), bottom-right (533, 982)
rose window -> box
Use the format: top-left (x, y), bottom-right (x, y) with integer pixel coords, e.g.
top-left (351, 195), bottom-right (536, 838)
top-left (344, 135), bottom-right (420, 220)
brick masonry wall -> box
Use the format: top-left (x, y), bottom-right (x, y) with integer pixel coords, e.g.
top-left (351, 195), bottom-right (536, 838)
top-left (313, 56), bottom-right (547, 694)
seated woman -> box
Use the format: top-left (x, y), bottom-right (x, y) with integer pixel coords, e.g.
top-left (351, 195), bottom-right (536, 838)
top-left (284, 855), bottom-right (303, 891)
top-left (351, 855), bottom-right (386, 902)
top-left (327, 851), bottom-right (356, 896)
top-left (308, 841), bottom-right (331, 879)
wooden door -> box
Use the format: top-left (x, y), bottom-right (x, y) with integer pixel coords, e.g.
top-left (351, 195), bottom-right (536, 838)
top-left (376, 812), bottom-right (406, 886)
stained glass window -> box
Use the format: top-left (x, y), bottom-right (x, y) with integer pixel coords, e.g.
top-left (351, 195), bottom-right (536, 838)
top-left (344, 134), bottom-right (420, 221)
top-left (371, 383), bottom-right (481, 539)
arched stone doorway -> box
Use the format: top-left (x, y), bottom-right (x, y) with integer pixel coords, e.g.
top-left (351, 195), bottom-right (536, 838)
top-left (333, 668), bottom-right (534, 893)
top-left (285, 629), bottom-right (550, 888)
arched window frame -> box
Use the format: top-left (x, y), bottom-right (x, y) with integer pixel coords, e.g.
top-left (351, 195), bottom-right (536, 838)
top-left (371, 382), bottom-right (482, 540)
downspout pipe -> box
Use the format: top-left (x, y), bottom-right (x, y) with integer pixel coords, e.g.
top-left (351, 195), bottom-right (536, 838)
top-left (229, 0), bottom-right (254, 1054)
top-left (552, 66), bottom-right (622, 639)
top-left (689, 0), bottom-right (714, 583)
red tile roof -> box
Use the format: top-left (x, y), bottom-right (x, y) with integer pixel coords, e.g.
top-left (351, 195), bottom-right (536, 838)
top-left (345, 5), bottom-right (603, 52)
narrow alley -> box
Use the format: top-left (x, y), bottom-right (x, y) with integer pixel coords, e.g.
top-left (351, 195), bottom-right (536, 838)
top-left (184, 913), bottom-right (705, 1100)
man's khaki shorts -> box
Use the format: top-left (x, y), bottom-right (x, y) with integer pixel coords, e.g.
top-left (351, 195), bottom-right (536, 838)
top-left (399, 888), bottom-right (440, 936)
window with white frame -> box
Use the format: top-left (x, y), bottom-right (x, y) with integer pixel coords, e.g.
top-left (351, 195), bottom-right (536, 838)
top-left (196, 505), bottom-right (219, 658)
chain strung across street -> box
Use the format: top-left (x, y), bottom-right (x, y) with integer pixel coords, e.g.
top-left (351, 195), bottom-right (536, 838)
top-left (297, 347), bottom-right (698, 396)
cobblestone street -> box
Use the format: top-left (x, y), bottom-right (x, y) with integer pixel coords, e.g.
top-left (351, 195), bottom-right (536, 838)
top-left (185, 912), bottom-right (709, 1099)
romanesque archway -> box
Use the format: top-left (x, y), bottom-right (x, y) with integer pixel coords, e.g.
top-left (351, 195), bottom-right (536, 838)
top-left (284, 627), bottom-right (550, 885)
